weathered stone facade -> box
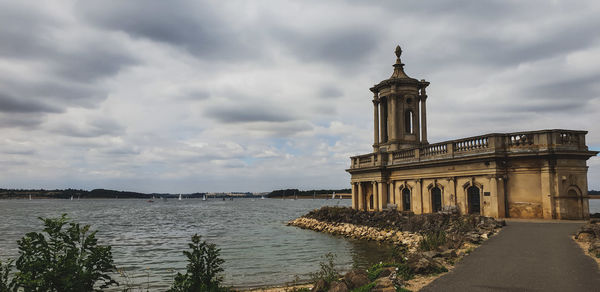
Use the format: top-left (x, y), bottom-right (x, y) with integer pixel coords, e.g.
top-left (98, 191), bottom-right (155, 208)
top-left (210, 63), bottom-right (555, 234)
top-left (347, 46), bottom-right (598, 219)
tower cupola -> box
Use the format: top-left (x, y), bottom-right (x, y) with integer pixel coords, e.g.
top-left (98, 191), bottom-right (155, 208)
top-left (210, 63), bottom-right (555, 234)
top-left (370, 46), bottom-right (430, 152)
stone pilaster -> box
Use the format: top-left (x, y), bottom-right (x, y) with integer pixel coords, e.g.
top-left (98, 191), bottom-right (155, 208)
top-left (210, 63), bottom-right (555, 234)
top-left (357, 182), bottom-right (364, 211)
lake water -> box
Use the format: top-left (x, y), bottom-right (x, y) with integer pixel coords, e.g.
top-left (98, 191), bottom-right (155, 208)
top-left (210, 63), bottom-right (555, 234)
top-left (0, 198), bottom-right (392, 290)
top-left (1, 198), bottom-right (599, 290)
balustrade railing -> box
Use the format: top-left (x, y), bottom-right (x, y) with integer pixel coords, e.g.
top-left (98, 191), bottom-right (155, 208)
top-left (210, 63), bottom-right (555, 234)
top-left (454, 137), bottom-right (489, 152)
top-left (421, 143), bottom-right (447, 157)
top-left (351, 129), bottom-right (589, 169)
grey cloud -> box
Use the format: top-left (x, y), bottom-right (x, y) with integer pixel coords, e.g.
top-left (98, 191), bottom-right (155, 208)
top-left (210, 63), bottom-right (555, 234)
top-left (0, 92), bottom-right (60, 113)
top-left (275, 27), bottom-right (379, 67)
top-left (205, 105), bottom-right (294, 124)
top-left (52, 118), bottom-right (125, 138)
top-left (0, 113), bottom-right (46, 129)
top-left (318, 86), bottom-right (344, 99)
top-left (76, 1), bottom-right (258, 60)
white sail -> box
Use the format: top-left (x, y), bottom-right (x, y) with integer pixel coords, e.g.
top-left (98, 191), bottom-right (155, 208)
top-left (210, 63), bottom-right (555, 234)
top-left (332, 192), bottom-right (336, 199)
top-left (178, 194), bottom-right (182, 201)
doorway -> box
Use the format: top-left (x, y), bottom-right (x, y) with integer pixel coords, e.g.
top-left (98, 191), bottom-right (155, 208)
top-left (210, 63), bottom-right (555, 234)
top-left (431, 187), bottom-right (442, 212)
top-left (467, 186), bottom-right (481, 214)
top-left (402, 188), bottom-right (411, 211)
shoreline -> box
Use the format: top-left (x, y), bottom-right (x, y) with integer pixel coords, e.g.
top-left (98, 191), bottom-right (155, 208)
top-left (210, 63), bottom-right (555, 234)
top-left (284, 207), bottom-right (504, 291)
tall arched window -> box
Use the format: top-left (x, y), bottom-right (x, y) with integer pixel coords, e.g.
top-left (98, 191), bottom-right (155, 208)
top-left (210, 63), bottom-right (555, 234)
top-left (405, 110), bottom-right (414, 134)
top-left (402, 188), bottom-right (411, 211)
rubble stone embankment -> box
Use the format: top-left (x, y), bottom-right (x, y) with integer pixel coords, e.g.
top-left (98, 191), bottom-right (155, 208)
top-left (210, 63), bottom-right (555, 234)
top-left (288, 207), bottom-right (504, 249)
top-left (575, 218), bottom-right (600, 262)
top-left (288, 207), bottom-right (505, 291)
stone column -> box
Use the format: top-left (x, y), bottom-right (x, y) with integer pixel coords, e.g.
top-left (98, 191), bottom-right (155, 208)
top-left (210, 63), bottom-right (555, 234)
top-left (351, 183), bottom-right (357, 209)
top-left (389, 181), bottom-right (395, 205)
top-left (373, 97), bottom-right (379, 150)
top-left (372, 181), bottom-right (379, 211)
top-left (421, 95), bottom-right (428, 143)
top-left (357, 182), bottom-right (364, 211)
top-left (415, 179), bottom-right (423, 214)
top-left (390, 95), bottom-right (397, 143)
top-left (414, 100), bottom-right (421, 142)
top-left (378, 181), bottom-right (387, 210)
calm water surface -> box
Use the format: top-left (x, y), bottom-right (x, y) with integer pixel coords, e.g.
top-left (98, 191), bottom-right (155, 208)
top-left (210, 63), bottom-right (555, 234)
top-left (0, 198), bottom-right (392, 290)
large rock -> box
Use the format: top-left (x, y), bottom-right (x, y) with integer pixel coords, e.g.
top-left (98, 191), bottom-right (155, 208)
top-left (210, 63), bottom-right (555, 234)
top-left (577, 232), bottom-right (595, 242)
top-left (371, 277), bottom-right (395, 292)
top-left (313, 279), bottom-right (328, 292)
top-left (343, 269), bottom-right (369, 289)
top-left (328, 281), bottom-right (348, 292)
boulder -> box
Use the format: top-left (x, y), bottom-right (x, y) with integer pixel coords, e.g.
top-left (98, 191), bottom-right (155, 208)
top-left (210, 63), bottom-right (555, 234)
top-left (313, 279), bottom-right (328, 292)
top-left (577, 232), bottom-right (595, 242)
top-left (343, 269), bottom-right (369, 289)
top-left (373, 277), bottom-right (395, 291)
top-left (328, 281), bottom-right (348, 292)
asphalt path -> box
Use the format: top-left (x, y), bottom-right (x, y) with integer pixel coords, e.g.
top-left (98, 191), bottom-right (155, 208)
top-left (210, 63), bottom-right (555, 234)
top-left (421, 220), bottom-right (600, 292)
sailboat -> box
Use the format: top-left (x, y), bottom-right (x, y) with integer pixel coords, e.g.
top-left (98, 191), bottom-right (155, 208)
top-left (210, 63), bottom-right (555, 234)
top-left (331, 192), bottom-right (336, 199)
top-left (70, 195), bottom-right (73, 201)
top-left (29, 194), bottom-right (32, 200)
top-left (178, 194), bottom-right (182, 201)
top-left (202, 194), bottom-right (207, 201)
top-left (261, 195), bottom-right (265, 200)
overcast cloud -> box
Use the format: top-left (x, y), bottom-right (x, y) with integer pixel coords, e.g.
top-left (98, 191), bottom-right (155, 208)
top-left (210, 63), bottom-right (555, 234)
top-left (1, 0), bottom-right (599, 192)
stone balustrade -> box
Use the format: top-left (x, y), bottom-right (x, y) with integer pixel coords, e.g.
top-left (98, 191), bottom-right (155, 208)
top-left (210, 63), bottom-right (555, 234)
top-left (350, 129), bottom-right (589, 169)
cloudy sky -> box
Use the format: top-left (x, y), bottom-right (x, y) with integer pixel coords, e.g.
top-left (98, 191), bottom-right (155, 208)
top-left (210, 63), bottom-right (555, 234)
top-left (1, 0), bottom-right (599, 193)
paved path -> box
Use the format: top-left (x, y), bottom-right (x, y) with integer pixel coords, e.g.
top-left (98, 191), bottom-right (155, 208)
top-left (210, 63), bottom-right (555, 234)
top-left (421, 221), bottom-right (600, 292)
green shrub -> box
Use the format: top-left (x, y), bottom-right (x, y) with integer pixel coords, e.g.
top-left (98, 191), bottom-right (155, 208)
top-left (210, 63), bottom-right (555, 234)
top-left (168, 234), bottom-right (227, 292)
top-left (11, 214), bottom-right (117, 291)
top-left (310, 253), bottom-right (339, 285)
top-left (418, 231), bottom-right (447, 251)
top-left (366, 262), bottom-right (412, 282)
top-left (0, 259), bottom-right (15, 291)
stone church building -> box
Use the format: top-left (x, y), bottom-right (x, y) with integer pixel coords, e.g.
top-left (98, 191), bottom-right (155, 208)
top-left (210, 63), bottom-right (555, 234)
top-left (347, 46), bottom-right (598, 219)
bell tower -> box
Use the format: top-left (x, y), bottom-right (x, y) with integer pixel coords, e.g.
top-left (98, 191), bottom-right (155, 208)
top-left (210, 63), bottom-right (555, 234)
top-left (370, 45), bottom-right (429, 152)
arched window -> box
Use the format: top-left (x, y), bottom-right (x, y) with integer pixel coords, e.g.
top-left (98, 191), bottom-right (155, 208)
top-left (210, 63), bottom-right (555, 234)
top-left (431, 187), bottom-right (442, 212)
top-left (405, 110), bottom-right (414, 134)
top-left (467, 186), bottom-right (481, 214)
top-left (567, 189), bottom-right (578, 196)
top-left (402, 188), bottom-right (411, 211)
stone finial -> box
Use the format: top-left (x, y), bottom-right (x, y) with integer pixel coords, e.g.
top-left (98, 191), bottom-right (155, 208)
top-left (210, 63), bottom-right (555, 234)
top-left (395, 45), bottom-right (402, 58)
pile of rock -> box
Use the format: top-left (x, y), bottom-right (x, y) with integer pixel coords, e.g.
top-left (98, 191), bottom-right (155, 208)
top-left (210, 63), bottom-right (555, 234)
top-left (288, 207), bottom-right (504, 249)
top-left (288, 217), bottom-right (424, 252)
top-left (289, 207), bottom-right (506, 291)
top-left (312, 268), bottom-right (404, 292)
top-left (575, 219), bottom-right (600, 258)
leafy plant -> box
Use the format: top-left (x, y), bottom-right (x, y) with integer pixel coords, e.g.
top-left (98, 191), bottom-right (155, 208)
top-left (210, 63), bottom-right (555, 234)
top-left (418, 231), bottom-right (447, 251)
top-left (168, 234), bottom-right (227, 292)
top-left (0, 258), bottom-right (15, 291)
top-left (366, 262), bottom-right (412, 282)
top-left (11, 214), bottom-right (117, 291)
top-left (309, 253), bottom-right (339, 285)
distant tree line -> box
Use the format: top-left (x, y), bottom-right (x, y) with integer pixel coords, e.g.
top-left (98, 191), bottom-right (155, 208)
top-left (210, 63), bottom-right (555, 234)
top-left (267, 188), bottom-right (351, 198)
top-left (590, 190), bottom-right (600, 196)
top-left (0, 188), bottom-right (206, 199)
